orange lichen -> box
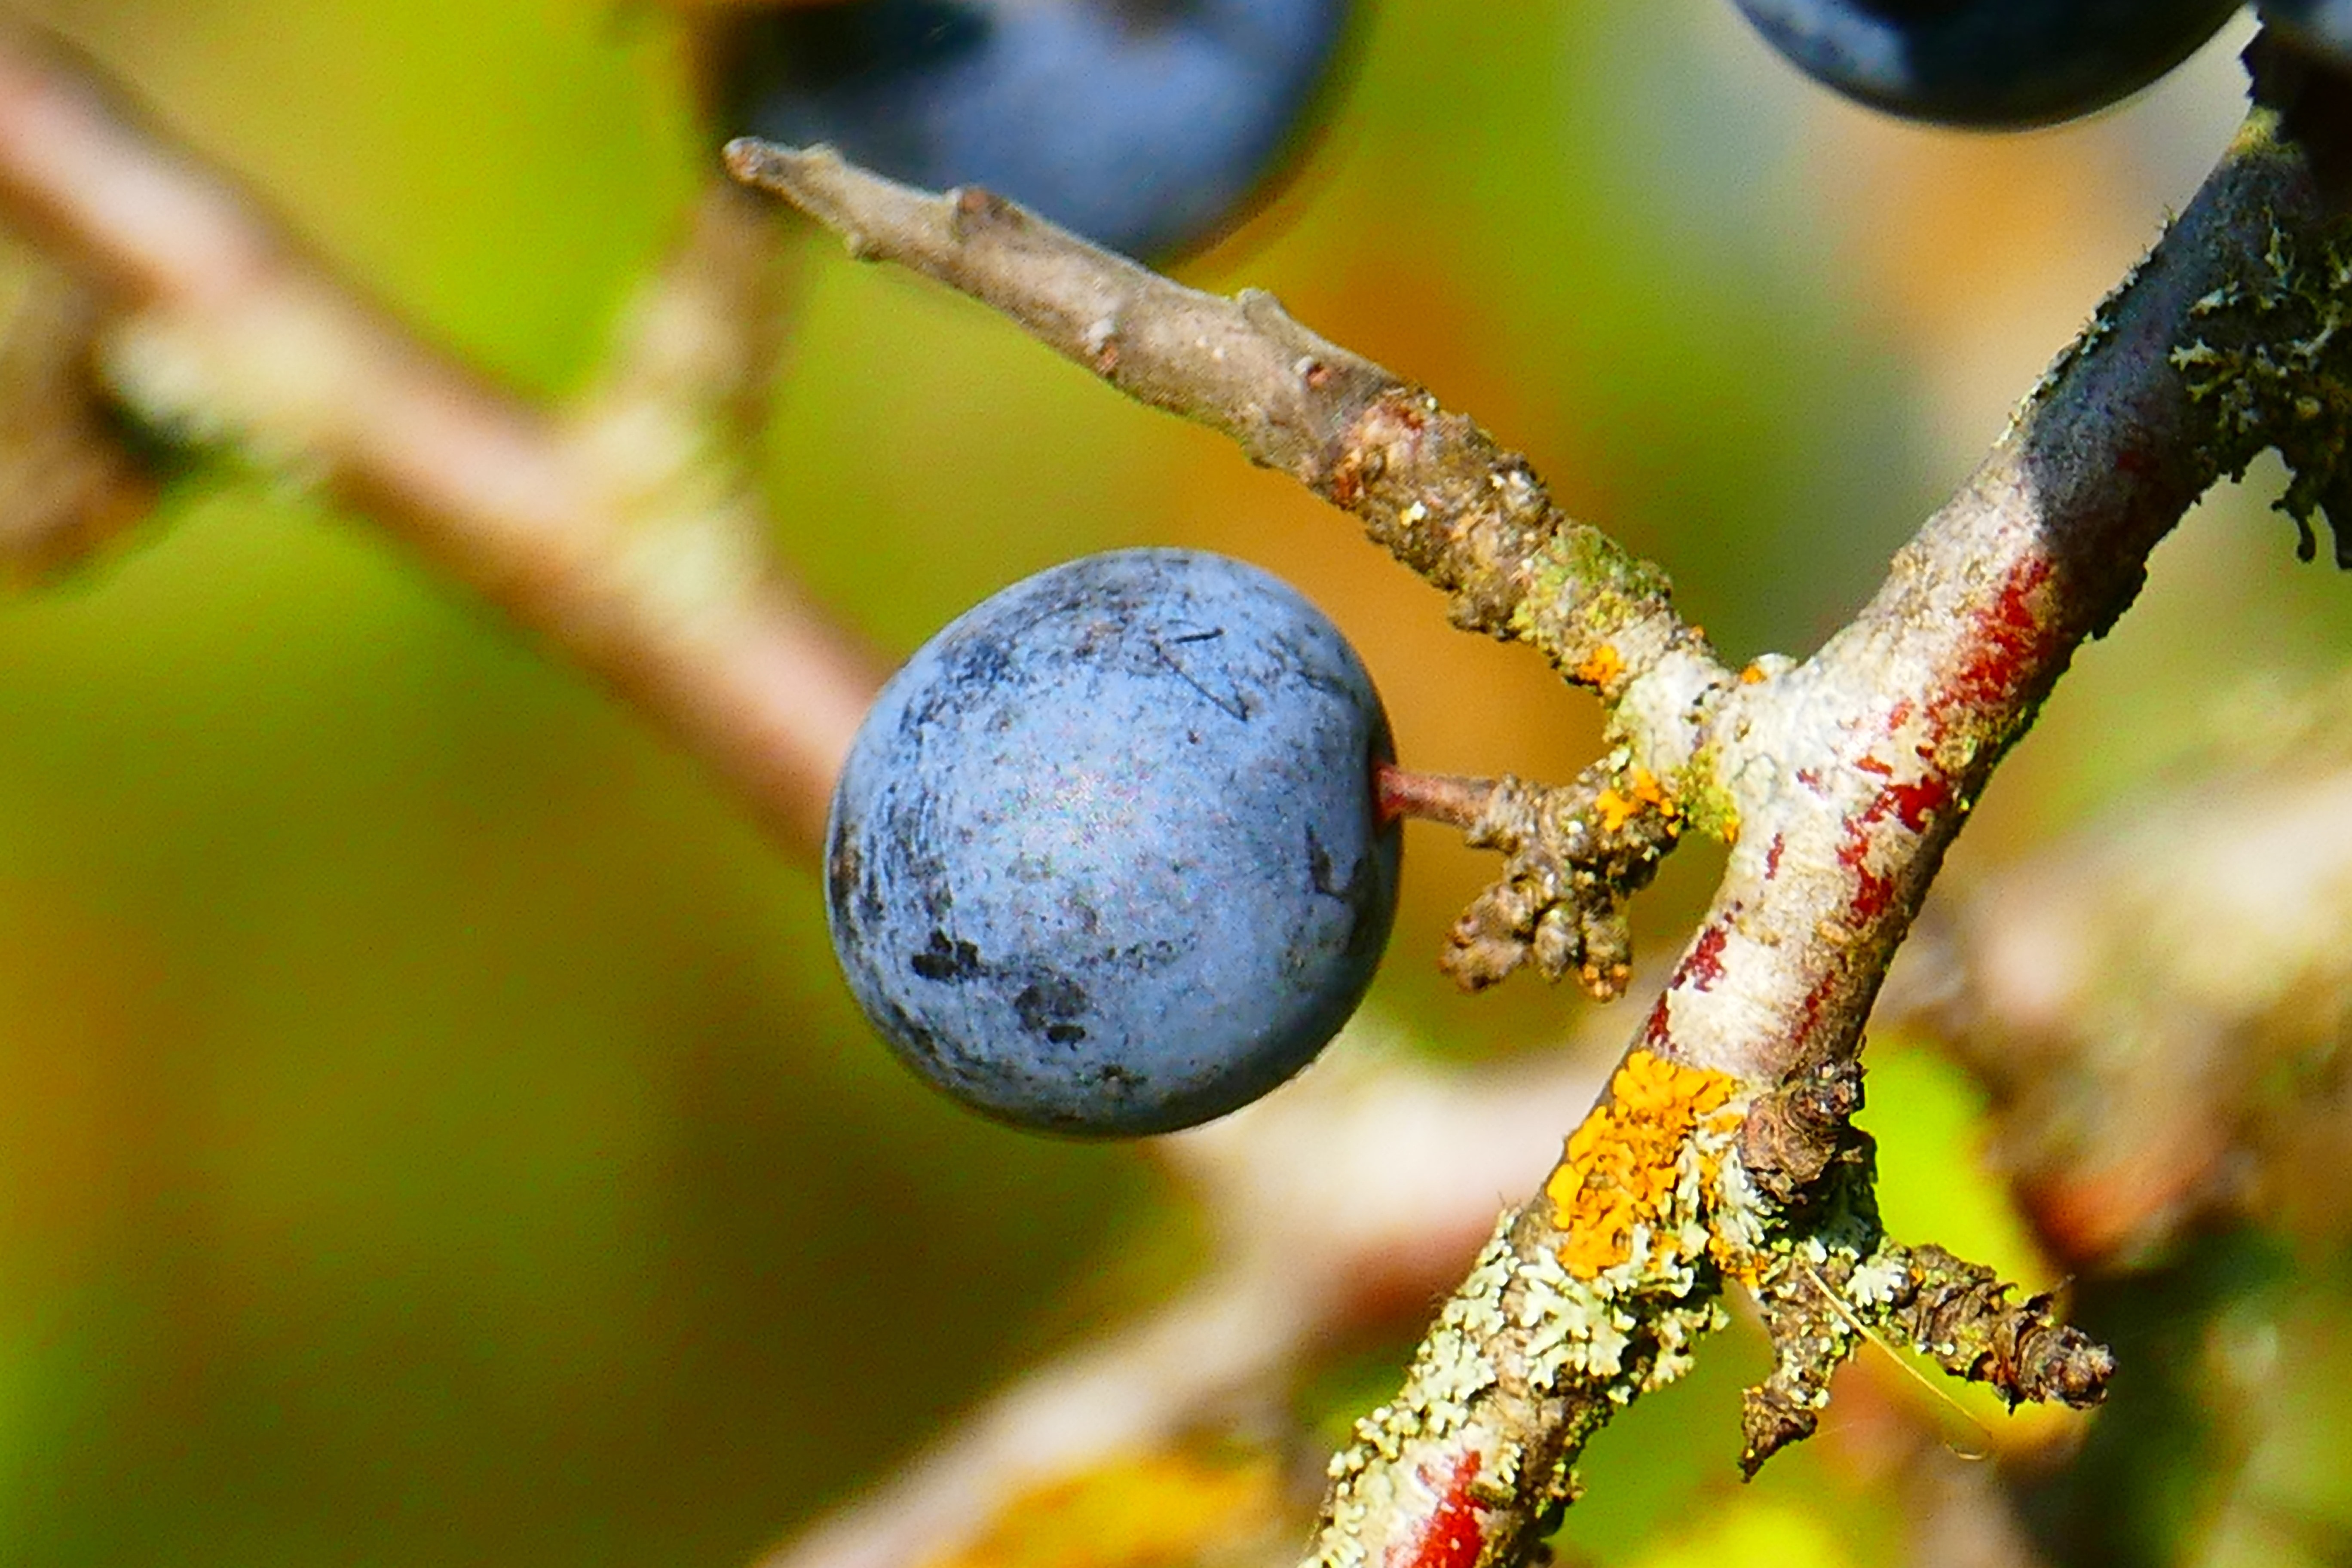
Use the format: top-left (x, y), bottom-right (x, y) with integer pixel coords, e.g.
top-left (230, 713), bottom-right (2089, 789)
top-left (1739, 662), bottom-right (1769, 685)
top-left (1573, 643), bottom-right (1626, 689)
top-left (1594, 767), bottom-right (1678, 833)
top-left (1546, 1050), bottom-right (1740, 1278)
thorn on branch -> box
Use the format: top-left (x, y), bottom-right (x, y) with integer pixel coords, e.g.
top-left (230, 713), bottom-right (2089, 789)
top-left (1739, 1229), bottom-right (2112, 1476)
top-left (1869, 1243), bottom-right (2115, 1410)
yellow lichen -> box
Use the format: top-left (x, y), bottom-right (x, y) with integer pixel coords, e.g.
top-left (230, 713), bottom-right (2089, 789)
top-left (1573, 643), bottom-right (1626, 689)
top-left (1546, 1050), bottom-right (1741, 1278)
top-left (1594, 767), bottom-right (1678, 833)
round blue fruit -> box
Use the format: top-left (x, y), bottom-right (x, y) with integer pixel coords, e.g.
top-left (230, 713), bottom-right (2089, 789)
top-left (1730, 0), bottom-right (2241, 127)
top-left (710, 0), bottom-right (1351, 260)
top-left (824, 548), bottom-right (1400, 1136)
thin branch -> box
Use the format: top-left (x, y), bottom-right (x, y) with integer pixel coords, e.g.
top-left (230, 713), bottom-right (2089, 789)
top-left (0, 24), bottom-right (883, 855)
top-left (729, 98), bottom-right (2352, 1568)
top-left (722, 140), bottom-right (1735, 813)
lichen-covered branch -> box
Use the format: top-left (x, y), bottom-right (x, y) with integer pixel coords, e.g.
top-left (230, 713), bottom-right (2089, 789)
top-left (722, 140), bottom-right (1733, 781)
top-left (730, 90), bottom-right (2352, 1568)
top-left (1445, 765), bottom-right (1683, 998)
top-left (0, 24), bottom-right (883, 854)
top-left (1374, 763), bottom-right (1684, 996)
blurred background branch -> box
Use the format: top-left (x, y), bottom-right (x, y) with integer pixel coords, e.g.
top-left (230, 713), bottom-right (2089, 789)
top-left (0, 20), bottom-right (880, 852)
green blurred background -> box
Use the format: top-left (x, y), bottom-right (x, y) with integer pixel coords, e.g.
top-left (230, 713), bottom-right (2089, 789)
top-left (2, 2), bottom-right (2351, 1565)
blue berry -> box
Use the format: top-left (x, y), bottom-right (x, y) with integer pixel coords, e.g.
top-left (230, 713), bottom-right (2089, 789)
top-left (2262, 0), bottom-right (2352, 65)
top-left (1730, 0), bottom-right (2241, 127)
top-left (709, 0), bottom-right (1351, 259)
top-left (824, 548), bottom-right (1400, 1136)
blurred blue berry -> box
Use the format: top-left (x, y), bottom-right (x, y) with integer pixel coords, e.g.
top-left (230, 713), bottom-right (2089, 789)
top-left (2262, 0), bottom-right (2352, 64)
top-left (824, 548), bottom-right (1400, 1136)
top-left (1730, 0), bottom-right (2242, 127)
top-left (710, 0), bottom-right (1351, 259)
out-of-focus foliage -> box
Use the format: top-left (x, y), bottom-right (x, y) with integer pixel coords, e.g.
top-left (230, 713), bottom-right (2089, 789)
top-left (2, 2), bottom-right (2350, 1566)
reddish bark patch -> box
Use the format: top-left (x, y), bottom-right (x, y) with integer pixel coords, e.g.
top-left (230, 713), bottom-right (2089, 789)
top-left (1834, 818), bottom-right (1894, 927)
top-left (1939, 554), bottom-right (2055, 718)
top-left (1393, 1453), bottom-right (1485, 1568)
top-left (1639, 992), bottom-right (1673, 1048)
top-left (1786, 970), bottom-right (1838, 1058)
top-left (1764, 833), bottom-right (1785, 880)
top-left (1846, 864), bottom-right (1894, 926)
top-left (1880, 775), bottom-right (1951, 834)
top-left (1676, 923), bottom-right (1729, 991)
top-left (1832, 768), bottom-right (1957, 932)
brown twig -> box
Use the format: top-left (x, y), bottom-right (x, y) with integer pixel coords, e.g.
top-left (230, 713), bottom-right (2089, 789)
top-left (0, 24), bottom-right (883, 856)
top-left (721, 141), bottom-right (1734, 762)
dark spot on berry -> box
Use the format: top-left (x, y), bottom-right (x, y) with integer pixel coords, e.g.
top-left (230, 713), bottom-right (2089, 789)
top-left (910, 930), bottom-right (983, 982)
top-left (1013, 975), bottom-right (1089, 1036)
top-left (1307, 825), bottom-right (1389, 959)
top-left (1307, 829), bottom-right (1338, 897)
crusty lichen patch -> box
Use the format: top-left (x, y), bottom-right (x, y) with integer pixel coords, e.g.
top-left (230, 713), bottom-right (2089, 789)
top-left (2171, 212), bottom-right (2352, 564)
top-left (1547, 1051), bottom-right (1742, 1278)
top-left (1571, 643), bottom-right (1626, 692)
top-left (1311, 1058), bottom-right (1760, 1568)
top-left (1590, 768), bottom-right (1675, 837)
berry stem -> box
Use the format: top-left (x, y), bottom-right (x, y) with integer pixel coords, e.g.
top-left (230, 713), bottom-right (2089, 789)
top-left (1373, 763), bottom-right (1497, 830)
